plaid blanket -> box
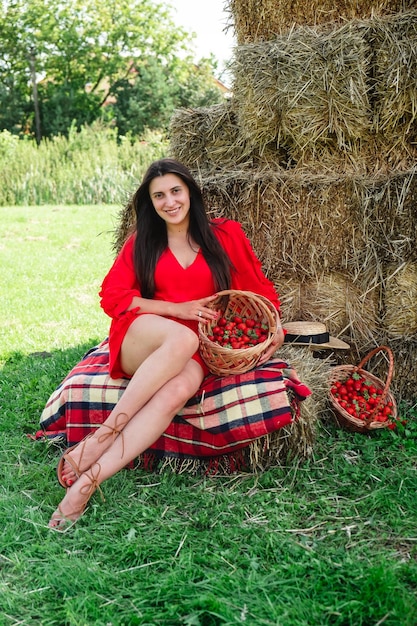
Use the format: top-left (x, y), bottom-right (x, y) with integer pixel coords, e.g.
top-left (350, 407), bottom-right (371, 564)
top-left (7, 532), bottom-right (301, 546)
top-left (35, 340), bottom-right (311, 467)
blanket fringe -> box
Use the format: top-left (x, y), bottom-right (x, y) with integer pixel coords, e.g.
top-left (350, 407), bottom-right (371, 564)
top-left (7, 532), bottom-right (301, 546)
top-left (136, 449), bottom-right (249, 476)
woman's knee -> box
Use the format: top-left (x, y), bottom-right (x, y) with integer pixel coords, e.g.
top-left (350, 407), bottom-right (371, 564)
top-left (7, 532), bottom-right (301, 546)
top-left (164, 368), bottom-right (202, 411)
top-left (171, 325), bottom-right (199, 355)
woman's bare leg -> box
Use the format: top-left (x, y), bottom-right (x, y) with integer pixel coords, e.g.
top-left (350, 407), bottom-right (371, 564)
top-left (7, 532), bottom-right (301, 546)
top-left (60, 315), bottom-right (199, 484)
top-left (49, 359), bottom-right (204, 528)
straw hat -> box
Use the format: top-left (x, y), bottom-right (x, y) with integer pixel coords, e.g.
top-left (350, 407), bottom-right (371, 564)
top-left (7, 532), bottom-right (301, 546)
top-left (283, 321), bottom-right (350, 350)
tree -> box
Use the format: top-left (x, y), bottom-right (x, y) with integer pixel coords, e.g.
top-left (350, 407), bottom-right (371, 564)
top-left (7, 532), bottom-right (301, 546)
top-left (175, 56), bottom-right (227, 109)
top-left (110, 58), bottom-right (176, 138)
top-left (109, 55), bottom-right (224, 138)
top-left (0, 0), bottom-right (223, 138)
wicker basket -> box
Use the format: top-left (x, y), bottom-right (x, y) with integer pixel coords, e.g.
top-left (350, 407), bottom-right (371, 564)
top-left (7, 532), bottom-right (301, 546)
top-left (328, 346), bottom-right (397, 433)
top-left (198, 289), bottom-right (279, 376)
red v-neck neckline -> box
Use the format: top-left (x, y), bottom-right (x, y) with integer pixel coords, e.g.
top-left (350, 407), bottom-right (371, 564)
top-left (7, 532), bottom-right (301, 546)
top-left (167, 247), bottom-right (201, 270)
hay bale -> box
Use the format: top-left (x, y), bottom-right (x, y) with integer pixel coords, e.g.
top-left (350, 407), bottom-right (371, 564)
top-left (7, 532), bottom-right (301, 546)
top-left (227, 0), bottom-right (417, 43)
top-left (295, 272), bottom-right (380, 348)
top-left (385, 340), bottom-right (417, 403)
top-left (169, 103), bottom-right (290, 172)
top-left (276, 276), bottom-right (304, 322)
top-left (230, 12), bottom-right (417, 172)
top-left (246, 345), bottom-right (332, 469)
top-left (168, 107), bottom-right (417, 178)
top-left (231, 23), bottom-right (372, 156)
top-left (371, 11), bottom-right (417, 147)
top-left (277, 272), bottom-right (380, 351)
top-left (286, 133), bottom-right (417, 176)
top-left (113, 199), bottom-right (136, 254)
top-left (384, 262), bottom-right (417, 338)
top-left (141, 346), bottom-right (332, 473)
top-left (201, 168), bottom-right (366, 282)
top-left (169, 102), bottom-right (256, 171)
top-left (358, 338), bottom-right (417, 404)
top-left (354, 166), bottom-right (417, 265)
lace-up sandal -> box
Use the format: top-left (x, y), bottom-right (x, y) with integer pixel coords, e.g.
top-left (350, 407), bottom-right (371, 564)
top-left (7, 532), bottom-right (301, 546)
top-left (56, 413), bottom-right (129, 488)
top-left (49, 463), bottom-right (104, 531)
top-left (95, 412), bottom-right (129, 458)
top-left (56, 437), bottom-right (92, 488)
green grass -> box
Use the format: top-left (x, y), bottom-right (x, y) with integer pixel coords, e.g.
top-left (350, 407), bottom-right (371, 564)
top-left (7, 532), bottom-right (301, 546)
top-left (0, 204), bottom-right (115, 352)
top-left (1, 206), bottom-right (417, 626)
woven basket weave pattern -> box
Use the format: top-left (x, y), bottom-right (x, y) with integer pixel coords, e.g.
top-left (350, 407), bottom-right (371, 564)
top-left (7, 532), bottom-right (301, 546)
top-left (198, 290), bottom-right (279, 376)
top-left (328, 346), bottom-right (397, 433)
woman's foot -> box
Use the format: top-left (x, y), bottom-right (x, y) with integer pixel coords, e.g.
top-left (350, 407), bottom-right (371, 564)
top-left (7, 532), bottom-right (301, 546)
top-left (57, 440), bottom-right (91, 488)
top-left (57, 413), bottom-right (129, 487)
top-left (49, 463), bottom-right (104, 531)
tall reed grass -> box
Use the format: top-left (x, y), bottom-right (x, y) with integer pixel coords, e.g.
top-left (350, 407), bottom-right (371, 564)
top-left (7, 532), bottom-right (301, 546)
top-left (0, 124), bottom-right (169, 206)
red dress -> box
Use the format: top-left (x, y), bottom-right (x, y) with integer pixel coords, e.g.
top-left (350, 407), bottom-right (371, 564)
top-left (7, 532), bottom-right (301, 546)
top-left (99, 218), bottom-right (281, 378)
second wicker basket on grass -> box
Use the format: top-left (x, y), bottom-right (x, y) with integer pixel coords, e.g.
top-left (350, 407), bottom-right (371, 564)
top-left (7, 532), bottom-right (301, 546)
top-left (328, 345), bottom-right (397, 433)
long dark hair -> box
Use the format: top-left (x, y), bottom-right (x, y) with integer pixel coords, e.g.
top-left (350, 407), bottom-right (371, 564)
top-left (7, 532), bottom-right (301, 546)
top-left (132, 158), bottom-right (232, 298)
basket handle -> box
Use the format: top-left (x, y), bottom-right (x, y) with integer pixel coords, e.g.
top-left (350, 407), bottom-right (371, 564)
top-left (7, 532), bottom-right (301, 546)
top-left (250, 292), bottom-right (280, 334)
top-left (353, 346), bottom-right (395, 424)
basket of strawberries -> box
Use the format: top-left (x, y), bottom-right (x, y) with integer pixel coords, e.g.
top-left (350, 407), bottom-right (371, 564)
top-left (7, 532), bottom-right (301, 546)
top-left (198, 289), bottom-right (279, 376)
top-left (328, 346), bottom-right (397, 433)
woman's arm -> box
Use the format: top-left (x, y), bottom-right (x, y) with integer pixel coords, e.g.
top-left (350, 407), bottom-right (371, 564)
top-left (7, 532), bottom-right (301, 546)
top-left (99, 235), bottom-right (142, 319)
top-left (213, 219), bottom-right (285, 356)
top-left (213, 219), bottom-right (281, 311)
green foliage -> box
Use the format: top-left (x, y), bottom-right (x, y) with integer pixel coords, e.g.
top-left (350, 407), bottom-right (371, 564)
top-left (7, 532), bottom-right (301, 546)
top-left (0, 77), bottom-right (28, 133)
top-left (0, 124), bottom-right (168, 205)
top-left (0, 0), bottom-right (225, 139)
top-left (176, 56), bottom-right (226, 109)
top-left (0, 205), bottom-right (416, 625)
top-left (38, 81), bottom-right (103, 137)
top-left (111, 57), bottom-right (177, 138)
top-left (110, 56), bottom-right (224, 138)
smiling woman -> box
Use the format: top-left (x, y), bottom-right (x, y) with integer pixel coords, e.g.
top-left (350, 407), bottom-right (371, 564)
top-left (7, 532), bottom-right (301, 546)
top-left (47, 157), bottom-right (285, 530)
top-left (149, 173), bottom-right (202, 269)
top-left (149, 173), bottom-right (191, 228)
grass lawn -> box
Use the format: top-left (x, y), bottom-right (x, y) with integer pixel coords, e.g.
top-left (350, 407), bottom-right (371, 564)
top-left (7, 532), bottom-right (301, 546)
top-left (0, 205), bottom-right (416, 626)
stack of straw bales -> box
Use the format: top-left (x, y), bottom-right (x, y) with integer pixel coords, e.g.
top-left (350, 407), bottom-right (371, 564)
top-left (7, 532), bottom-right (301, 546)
top-left (232, 16), bottom-right (417, 174)
top-left (227, 0), bottom-right (416, 41)
top-left (117, 2), bottom-right (417, 404)
top-left (170, 11), bottom-right (417, 176)
top-left (169, 3), bottom-right (417, 404)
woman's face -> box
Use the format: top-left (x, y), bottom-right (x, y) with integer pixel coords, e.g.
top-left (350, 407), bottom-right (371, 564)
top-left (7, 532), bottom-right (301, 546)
top-left (149, 173), bottom-right (191, 230)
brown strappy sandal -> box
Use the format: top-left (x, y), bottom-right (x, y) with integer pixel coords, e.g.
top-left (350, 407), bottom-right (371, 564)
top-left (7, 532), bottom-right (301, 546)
top-left (56, 413), bottom-right (129, 488)
top-left (56, 437), bottom-right (92, 488)
top-left (49, 463), bottom-right (104, 531)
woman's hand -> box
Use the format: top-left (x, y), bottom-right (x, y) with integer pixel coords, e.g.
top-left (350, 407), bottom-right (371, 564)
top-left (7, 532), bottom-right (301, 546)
top-left (257, 327), bottom-right (285, 365)
top-left (171, 295), bottom-right (220, 322)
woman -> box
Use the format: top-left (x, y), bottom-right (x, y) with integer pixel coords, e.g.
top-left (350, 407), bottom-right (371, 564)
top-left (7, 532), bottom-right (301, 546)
top-left (48, 158), bottom-right (285, 530)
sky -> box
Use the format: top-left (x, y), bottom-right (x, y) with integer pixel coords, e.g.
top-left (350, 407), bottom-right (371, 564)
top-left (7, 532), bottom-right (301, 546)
top-left (169, 0), bottom-right (236, 82)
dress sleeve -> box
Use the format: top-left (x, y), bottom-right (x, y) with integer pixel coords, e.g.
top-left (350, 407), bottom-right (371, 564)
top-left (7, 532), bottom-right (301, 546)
top-left (99, 235), bottom-right (142, 319)
top-left (213, 219), bottom-right (281, 313)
